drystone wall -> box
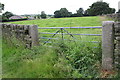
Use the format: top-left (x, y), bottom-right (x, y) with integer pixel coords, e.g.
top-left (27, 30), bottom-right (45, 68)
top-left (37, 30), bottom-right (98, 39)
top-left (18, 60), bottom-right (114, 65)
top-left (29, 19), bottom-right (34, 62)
top-left (1, 23), bottom-right (39, 48)
top-left (114, 22), bottom-right (120, 69)
top-left (106, 13), bottom-right (120, 21)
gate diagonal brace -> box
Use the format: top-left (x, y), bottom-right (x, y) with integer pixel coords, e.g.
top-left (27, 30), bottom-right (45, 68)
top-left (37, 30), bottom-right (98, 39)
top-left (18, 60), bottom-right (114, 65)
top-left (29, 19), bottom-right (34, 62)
top-left (62, 28), bottom-right (77, 40)
top-left (43, 29), bottom-right (61, 45)
top-left (43, 28), bottom-right (77, 45)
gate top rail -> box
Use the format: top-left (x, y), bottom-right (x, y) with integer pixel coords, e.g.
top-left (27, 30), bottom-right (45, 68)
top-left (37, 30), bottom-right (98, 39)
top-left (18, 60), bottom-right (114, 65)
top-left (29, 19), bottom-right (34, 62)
top-left (38, 26), bottom-right (102, 29)
top-left (39, 32), bottom-right (102, 36)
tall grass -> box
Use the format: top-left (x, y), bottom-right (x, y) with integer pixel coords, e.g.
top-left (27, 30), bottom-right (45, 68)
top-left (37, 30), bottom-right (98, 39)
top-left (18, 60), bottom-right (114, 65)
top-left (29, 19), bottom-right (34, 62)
top-left (2, 16), bottom-right (105, 78)
top-left (2, 34), bottom-right (102, 78)
top-left (53, 39), bottom-right (102, 78)
top-left (3, 16), bottom-right (119, 78)
top-left (2, 35), bottom-right (74, 78)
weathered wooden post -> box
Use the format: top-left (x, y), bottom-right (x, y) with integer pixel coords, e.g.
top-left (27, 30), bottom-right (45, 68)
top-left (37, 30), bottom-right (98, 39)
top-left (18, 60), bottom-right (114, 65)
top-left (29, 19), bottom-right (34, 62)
top-left (29, 25), bottom-right (39, 47)
top-left (102, 21), bottom-right (115, 70)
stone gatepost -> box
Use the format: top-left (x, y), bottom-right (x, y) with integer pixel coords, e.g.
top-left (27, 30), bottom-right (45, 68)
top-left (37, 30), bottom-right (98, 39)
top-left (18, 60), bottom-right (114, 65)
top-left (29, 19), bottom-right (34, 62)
top-left (102, 21), bottom-right (115, 70)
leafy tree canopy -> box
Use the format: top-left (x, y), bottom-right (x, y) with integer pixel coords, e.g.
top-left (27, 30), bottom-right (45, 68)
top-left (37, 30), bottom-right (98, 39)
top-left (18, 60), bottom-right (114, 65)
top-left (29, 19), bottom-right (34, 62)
top-left (0, 3), bottom-right (4, 13)
top-left (2, 11), bottom-right (14, 19)
top-left (0, 3), bottom-right (4, 10)
top-left (41, 11), bottom-right (47, 19)
top-left (76, 8), bottom-right (84, 17)
top-left (87, 1), bottom-right (116, 16)
top-left (54, 8), bottom-right (71, 18)
top-left (117, 9), bottom-right (120, 13)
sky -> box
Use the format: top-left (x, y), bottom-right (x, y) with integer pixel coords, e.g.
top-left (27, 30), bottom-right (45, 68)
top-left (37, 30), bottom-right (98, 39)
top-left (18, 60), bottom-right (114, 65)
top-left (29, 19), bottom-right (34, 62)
top-left (1, 0), bottom-right (120, 15)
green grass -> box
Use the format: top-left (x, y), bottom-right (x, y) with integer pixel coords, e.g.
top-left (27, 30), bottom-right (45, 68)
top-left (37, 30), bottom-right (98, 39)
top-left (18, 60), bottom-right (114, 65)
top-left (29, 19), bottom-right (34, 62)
top-left (6, 16), bottom-right (103, 45)
top-left (3, 16), bottom-right (114, 78)
top-left (2, 36), bottom-right (74, 78)
top-left (2, 35), bottom-right (102, 78)
top-left (8, 16), bottom-right (102, 27)
top-left (6, 16), bottom-right (103, 35)
top-left (0, 31), bottom-right (2, 78)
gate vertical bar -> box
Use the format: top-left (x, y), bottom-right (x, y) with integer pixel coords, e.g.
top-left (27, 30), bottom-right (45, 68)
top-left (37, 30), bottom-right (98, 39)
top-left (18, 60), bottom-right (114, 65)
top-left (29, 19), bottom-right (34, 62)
top-left (61, 28), bottom-right (64, 40)
top-left (102, 21), bottom-right (115, 70)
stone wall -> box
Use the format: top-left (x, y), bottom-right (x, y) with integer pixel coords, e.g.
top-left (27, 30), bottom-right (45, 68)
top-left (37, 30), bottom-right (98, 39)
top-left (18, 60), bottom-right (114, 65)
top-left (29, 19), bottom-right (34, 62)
top-left (2, 23), bottom-right (39, 48)
top-left (106, 13), bottom-right (120, 21)
top-left (114, 22), bottom-right (120, 69)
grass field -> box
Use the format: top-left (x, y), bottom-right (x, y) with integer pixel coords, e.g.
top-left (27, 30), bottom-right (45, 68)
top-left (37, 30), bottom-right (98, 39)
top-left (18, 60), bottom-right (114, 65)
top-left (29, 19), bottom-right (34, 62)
top-left (8, 16), bottom-right (103, 45)
top-left (3, 16), bottom-right (118, 78)
top-left (8, 16), bottom-right (102, 27)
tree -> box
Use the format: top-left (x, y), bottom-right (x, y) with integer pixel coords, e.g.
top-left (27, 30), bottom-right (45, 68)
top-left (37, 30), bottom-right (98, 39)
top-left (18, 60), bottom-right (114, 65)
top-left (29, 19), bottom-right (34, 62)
top-left (70, 13), bottom-right (78, 17)
top-left (59, 8), bottom-right (71, 17)
top-left (117, 9), bottom-right (120, 13)
top-left (76, 8), bottom-right (84, 17)
top-left (54, 10), bottom-right (61, 18)
top-left (37, 15), bottom-right (41, 19)
top-left (84, 9), bottom-right (90, 16)
top-left (87, 1), bottom-right (116, 16)
top-left (0, 3), bottom-right (4, 13)
top-left (41, 11), bottom-right (46, 19)
top-left (54, 8), bottom-right (71, 18)
top-left (110, 8), bottom-right (116, 14)
top-left (2, 11), bottom-right (14, 19)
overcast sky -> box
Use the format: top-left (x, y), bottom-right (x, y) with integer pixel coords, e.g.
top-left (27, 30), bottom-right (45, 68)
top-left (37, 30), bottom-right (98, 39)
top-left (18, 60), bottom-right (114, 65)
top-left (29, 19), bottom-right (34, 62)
top-left (1, 0), bottom-right (120, 15)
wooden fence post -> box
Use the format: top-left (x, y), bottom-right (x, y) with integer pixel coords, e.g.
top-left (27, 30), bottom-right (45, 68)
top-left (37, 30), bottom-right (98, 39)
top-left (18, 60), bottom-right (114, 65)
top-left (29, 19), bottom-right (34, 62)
top-left (102, 21), bottom-right (115, 70)
top-left (29, 25), bottom-right (39, 47)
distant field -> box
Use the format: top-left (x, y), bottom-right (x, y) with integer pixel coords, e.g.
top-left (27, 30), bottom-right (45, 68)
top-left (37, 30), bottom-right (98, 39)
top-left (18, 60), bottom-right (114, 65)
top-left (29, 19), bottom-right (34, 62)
top-left (7, 16), bottom-right (103, 44)
top-left (8, 16), bottom-right (102, 27)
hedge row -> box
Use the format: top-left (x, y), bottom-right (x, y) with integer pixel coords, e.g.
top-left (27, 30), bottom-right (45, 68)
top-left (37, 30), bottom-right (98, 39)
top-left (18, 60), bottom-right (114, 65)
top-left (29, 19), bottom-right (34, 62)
top-left (1, 18), bottom-right (28, 22)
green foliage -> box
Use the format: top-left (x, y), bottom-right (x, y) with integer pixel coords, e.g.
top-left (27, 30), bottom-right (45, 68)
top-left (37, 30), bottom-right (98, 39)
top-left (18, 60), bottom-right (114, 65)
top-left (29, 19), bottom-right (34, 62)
top-left (84, 9), bottom-right (90, 16)
top-left (53, 40), bottom-right (102, 78)
top-left (53, 1), bottom-right (116, 18)
top-left (54, 8), bottom-right (71, 18)
top-left (41, 11), bottom-right (46, 19)
top-left (8, 16), bottom-right (102, 27)
top-left (117, 9), bottom-right (120, 13)
top-left (2, 37), bottom-right (74, 78)
top-left (76, 8), bottom-right (84, 17)
top-left (3, 16), bottom-right (117, 78)
top-left (2, 18), bottom-right (28, 22)
top-left (54, 8), bottom-right (84, 18)
top-left (54, 10), bottom-right (61, 18)
top-left (59, 8), bottom-right (71, 17)
top-left (0, 3), bottom-right (4, 11)
top-left (2, 11), bottom-right (14, 19)
top-left (2, 35), bottom-right (102, 78)
top-left (87, 1), bottom-right (116, 16)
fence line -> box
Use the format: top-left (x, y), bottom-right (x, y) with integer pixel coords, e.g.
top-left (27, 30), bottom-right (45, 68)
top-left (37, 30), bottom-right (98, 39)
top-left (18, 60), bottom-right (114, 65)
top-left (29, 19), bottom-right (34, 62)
top-left (2, 22), bottom-right (120, 71)
top-left (39, 32), bottom-right (102, 36)
top-left (40, 37), bottom-right (101, 43)
top-left (38, 26), bottom-right (102, 29)
top-left (39, 27), bottom-right (102, 45)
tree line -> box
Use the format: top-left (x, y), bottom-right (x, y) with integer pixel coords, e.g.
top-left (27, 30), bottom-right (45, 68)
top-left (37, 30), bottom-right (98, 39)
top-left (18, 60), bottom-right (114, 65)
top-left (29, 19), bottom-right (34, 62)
top-left (54, 1), bottom-right (116, 18)
top-left (1, 1), bottom-right (120, 20)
